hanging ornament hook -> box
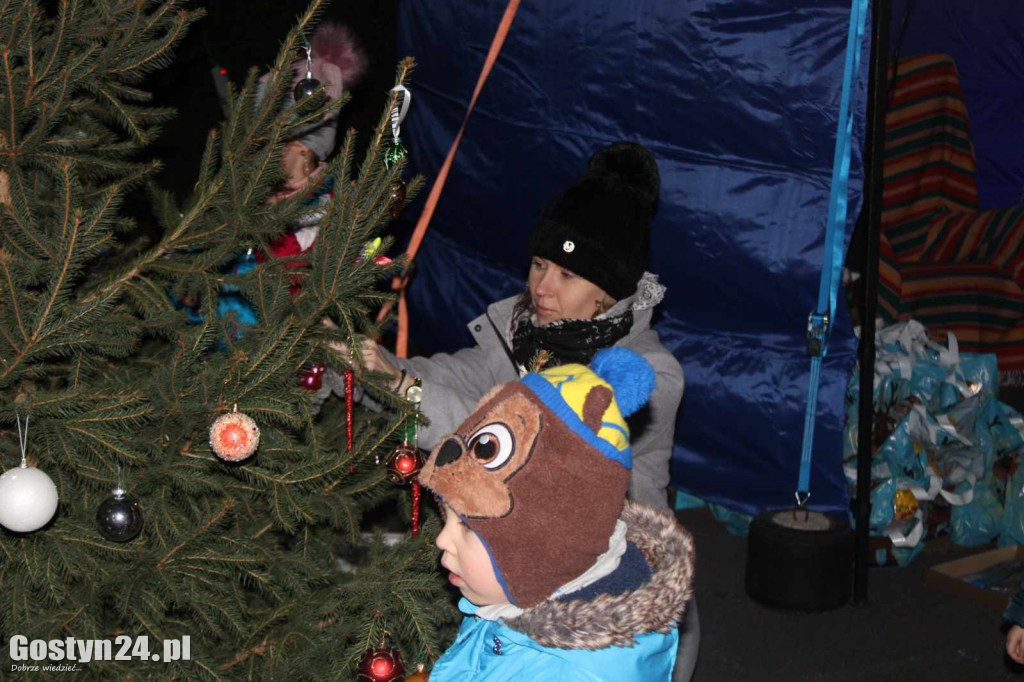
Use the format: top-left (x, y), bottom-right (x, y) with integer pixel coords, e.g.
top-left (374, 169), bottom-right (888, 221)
top-left (293, 35), bottom-right (321, 101)
top-left (384, 86), bottom-right (412, 169)
top-left (15, 413), bottom-right (28, 468)
top-left (114, 462), bottom-right (125, 498)
top-left (303, 44), bottom-right (314, 80)
top-left (389, 85), bottom-right (412, 146)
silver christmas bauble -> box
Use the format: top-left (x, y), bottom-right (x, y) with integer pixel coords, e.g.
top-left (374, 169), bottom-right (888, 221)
top-left (96, 489), bottom-right (143, 542)
top-left (293, 77), bottom-right (321, 101)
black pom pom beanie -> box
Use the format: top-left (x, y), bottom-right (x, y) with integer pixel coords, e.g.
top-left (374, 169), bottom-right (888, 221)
top-left (528, 141), bottom-right (660, 301)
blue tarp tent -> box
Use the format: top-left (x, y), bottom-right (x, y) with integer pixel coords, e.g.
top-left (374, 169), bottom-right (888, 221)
top-left (393, 0), bottom-right (872, 514)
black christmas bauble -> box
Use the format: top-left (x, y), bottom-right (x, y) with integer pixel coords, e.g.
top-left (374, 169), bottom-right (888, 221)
top-left (96, 490), bottom-right (143, 542)
top-left (293, 77), bottom-right (321, 101)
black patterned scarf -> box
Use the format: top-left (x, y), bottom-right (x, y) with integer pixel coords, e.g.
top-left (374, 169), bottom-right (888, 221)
top-left (510, 311), bottom-right (633, 373)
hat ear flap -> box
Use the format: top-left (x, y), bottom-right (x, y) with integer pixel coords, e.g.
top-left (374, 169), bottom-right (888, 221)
top-left (581, 385), bottom-right (613, 434)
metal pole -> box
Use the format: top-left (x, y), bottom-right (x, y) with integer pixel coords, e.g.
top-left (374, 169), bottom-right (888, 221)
top-left (853, 0), bottom-right (892, 605)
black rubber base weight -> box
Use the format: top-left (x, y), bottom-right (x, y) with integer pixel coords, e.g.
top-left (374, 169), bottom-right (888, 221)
top-left (745, 509), bottom-right (855, 612)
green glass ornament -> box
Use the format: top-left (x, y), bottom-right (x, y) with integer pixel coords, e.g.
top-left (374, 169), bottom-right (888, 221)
top-left (384, 142), bottom-right (407, 170)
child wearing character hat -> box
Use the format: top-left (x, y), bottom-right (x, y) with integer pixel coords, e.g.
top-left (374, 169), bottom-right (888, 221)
top-left (419, 347), bottom-right (695, 680)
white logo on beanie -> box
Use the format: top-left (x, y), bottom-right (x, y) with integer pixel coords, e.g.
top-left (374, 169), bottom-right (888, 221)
top-left (562, 240), bottom-right (575, 253)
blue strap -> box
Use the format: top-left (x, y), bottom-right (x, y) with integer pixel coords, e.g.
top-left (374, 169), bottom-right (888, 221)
top-left (798, 356), bottom-right (824, 504)
top-left (797, 0), bottom-right (870, 504)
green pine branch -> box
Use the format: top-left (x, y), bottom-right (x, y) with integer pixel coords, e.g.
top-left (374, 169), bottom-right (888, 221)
top-left (1, 2), bottom-right (455, 677)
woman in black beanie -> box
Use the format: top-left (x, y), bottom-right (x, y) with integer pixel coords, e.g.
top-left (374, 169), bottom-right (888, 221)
top-left (331, 141), bottom-right (696, 679)
top-left (511, 141), bottom-right (663, 373)
top-left (342, 141), bottom-right (683, 507)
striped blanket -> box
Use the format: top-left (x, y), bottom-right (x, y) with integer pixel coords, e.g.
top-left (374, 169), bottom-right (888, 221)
top-left (877, 54), bottom-right (1024, 380)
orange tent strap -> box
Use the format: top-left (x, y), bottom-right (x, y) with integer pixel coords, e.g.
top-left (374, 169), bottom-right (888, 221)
top-left (378, 0), bottom-right (521, 358)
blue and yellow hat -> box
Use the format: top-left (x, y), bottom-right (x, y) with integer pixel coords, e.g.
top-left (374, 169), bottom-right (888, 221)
top-left (520, 347), bottom-right (656, 470)
top-left (419, 346), bottom-right (656, 607)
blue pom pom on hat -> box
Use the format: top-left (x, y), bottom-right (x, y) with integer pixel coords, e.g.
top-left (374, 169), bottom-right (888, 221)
top-left (589, 347), bottom-right (657, 418)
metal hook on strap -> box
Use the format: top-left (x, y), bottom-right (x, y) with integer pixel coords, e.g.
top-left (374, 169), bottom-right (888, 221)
top-left (806, 311), bottom-right (830, 356)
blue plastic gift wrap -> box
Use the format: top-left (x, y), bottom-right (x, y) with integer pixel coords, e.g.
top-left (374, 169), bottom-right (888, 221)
top-left (844, 321), bottom-right (1024, 563)
top-left (394, 0), bottom-right (869, 514)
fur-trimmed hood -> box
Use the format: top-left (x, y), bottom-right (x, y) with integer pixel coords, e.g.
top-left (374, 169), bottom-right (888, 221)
top-left (503, 502), bottom-right (695, 649)
top-left (427, 503), bottom-right (693, 681)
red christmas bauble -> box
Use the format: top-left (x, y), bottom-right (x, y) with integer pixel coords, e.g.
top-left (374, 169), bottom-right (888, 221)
top-left (299, 364), bottom-right (326, 391)
top-left (209, 410), bottom-right (260, 462)
top-left (357, 644), bottom-right (405, 682)
top-left (386, 445), bottom-right (423, 485)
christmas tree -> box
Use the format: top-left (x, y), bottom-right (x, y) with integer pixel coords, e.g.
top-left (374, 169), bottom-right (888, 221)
top-left (0, 1), bottom-right (452, 678)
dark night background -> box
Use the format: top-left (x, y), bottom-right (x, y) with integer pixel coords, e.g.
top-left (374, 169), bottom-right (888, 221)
top-left (148, 1), bottom-right (400, 202)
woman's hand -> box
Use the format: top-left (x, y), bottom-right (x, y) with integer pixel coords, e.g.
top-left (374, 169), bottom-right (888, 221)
top-left (323, 318), bottom-right (402, 390)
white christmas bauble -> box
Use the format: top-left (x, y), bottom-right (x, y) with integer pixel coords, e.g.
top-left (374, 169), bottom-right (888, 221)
top-left (0, 466), bottom-right (59, 532)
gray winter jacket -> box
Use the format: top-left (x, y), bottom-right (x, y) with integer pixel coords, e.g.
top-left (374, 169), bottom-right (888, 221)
top-left (380, 278), bottom-right (684, 510)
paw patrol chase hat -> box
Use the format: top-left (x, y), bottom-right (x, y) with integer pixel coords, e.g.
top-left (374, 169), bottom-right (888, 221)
top-left (418, 347), bottom-right (656, 607)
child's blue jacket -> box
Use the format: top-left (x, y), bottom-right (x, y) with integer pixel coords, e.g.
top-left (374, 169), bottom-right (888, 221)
top-left (429, 504), bottom-right (694, 681)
